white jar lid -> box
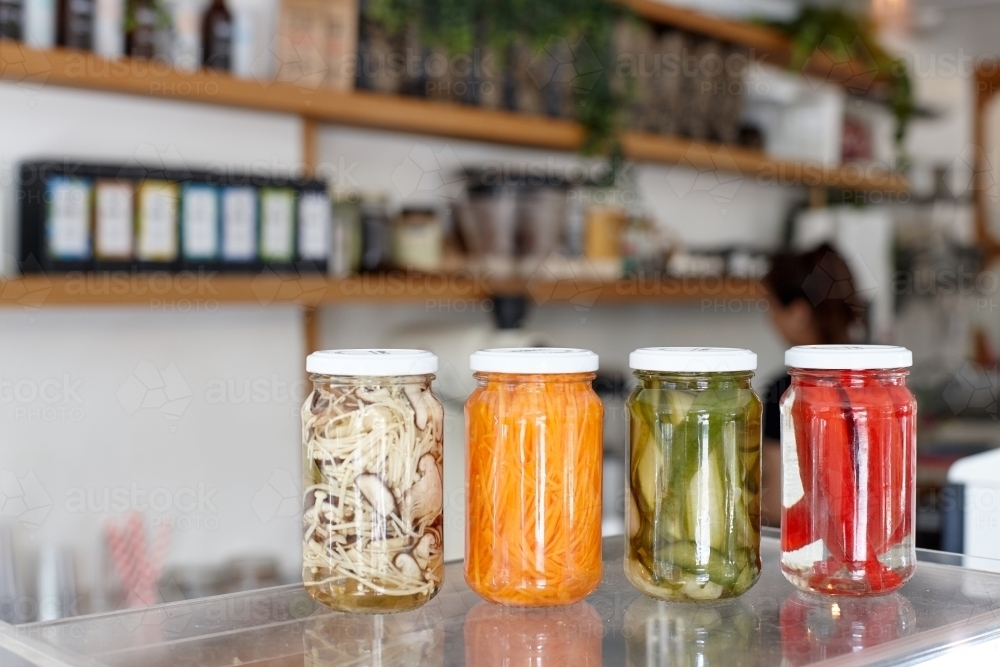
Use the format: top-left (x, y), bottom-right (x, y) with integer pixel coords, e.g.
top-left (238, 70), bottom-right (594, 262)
top-left (629, 347), bottom-right (758, 372)
top-left (470, 348), bottom-right (599, 374)
top-left (307, 349), bottom-right (438, 376)
top-left (785, 345), bottom-right (912, 370)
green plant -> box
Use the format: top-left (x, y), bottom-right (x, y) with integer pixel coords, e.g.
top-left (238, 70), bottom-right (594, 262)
top-left (368, 0), bottom-right (631, 162)
top-left (122, 0), bottom-right (171, 34)
top-left (769, 7), bottom-right (914, 153)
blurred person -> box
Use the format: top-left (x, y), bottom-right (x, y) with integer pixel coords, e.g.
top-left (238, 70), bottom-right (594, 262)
top-left (760, 243), bottom-right (865, 526)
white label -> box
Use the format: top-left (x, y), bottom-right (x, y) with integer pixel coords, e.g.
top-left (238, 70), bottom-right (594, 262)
top-left (260, 189), bottom-right (295, 261)
top-left (298, 191), bottom-right (330, 261)
top-left (136, 182), bottom-right (179, 261)
top-left (94, 181), bottom-right (133, 259)
top-left (182, 186), bottom-right (219, 259)
top-left (47, 178), bottom-right (92, 260)
top-left (221, 187), bottom-right (257, 261)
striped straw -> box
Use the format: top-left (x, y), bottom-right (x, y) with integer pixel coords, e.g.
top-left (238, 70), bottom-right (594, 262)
top-left (103, 513), bottom-right (170, 608)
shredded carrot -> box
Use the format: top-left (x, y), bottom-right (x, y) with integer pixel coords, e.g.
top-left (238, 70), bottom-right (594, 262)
top-left (465, 372), bottom-right (603, 606)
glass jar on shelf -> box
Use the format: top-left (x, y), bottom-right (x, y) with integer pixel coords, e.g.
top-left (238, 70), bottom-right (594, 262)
top-left (625, 347), bottom-right (762, 601)
top-left (392, 205), bottom-right (442, 273)
top-left (465, 348), bottom-right (603, 606)
top-left (780, 345), bottom-right (916, 596)
top-left (301, 349), bottom-right (444, 613)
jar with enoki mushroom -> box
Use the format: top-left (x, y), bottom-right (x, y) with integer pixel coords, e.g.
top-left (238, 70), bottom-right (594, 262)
top-left (301, 349), bottom-right (444, 613)
top-left (465, 348), bottom-right (603, 607)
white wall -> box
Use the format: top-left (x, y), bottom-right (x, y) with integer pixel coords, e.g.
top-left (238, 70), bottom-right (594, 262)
top-left (0, 81), bottom-right (308, 605)
top-left (0, 78), bottom-right (794, 609)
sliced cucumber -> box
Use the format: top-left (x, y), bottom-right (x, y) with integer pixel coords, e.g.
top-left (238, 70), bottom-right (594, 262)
top-left (685, 452), bottom-right (726, 551)
top-left (635, 435), bottom-right (660, 510)
top-left (666, 390), bottom-right (697, 426)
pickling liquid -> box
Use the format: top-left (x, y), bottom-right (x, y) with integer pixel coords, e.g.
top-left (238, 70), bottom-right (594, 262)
top-left (304, 574), bottom-right (437, 613)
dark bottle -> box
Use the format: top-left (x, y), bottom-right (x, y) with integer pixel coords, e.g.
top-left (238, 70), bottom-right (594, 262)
top-left (125, 0), bottom-right (158, 59)
top-left (56, 0), bottom-right (95, 49)
top-left (201, 0), bottom-right (232, 70)
top-left (0, 0), bottom-right (24, 41)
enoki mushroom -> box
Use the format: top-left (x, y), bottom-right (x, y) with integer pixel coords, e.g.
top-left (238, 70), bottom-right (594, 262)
top-left (302, 379), bottom-right (444, 601)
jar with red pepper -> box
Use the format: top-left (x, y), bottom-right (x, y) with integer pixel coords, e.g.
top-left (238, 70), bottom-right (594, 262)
top-left (780, 345), bottom-right (916, 596)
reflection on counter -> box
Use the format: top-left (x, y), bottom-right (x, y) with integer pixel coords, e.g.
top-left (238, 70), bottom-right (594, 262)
top-left (304, 606), bottom-right (444, 667)
top-left (624, 596), bottom-right (761, 667)
top-left (464, 601), bottom-right (603, 667)
top-left (779, 592), bottom-right (916, 665)
top-left (12, 537), bottom-right (1000, 667)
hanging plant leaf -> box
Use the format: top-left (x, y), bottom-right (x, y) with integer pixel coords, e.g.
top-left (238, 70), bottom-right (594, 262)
top-left (768, 7), bottom-right (914, 158)
top-left (368, 0), bottom-right (633, 165)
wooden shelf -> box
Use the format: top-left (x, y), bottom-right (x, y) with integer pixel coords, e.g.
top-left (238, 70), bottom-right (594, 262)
top-left (0, 42), bottom-right (907, 193)
top-left (0, 273), bottom-right (766, 309)
top-left (624, 0), bottom-right (883, 95)
top-left (624, 0), bottom-right (790, 54)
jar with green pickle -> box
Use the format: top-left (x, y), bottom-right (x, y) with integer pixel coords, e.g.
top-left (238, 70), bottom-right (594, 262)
top-left (625, 347), bottom-right (762, 601)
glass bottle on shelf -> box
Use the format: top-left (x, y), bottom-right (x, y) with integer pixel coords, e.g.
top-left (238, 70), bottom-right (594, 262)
top-left (359, 191), bottom-right (393, 272)
top-left (0, 0), bottom-right (23, 41)
top-left (124, 0), bottom-right (157, 59)
top-left (329, 190), bottom-right (362, 277)
top-left (201, 0), bottom-right (231, 71)
top-left (57, 0), bottom-right (95, 49)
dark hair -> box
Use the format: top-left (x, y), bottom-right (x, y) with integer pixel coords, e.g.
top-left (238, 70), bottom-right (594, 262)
top-left (763, 243), bottom-right (866, 344)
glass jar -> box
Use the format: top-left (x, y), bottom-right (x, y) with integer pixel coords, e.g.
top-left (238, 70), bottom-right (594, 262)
top-left (465, 348), bottom-right (603, 606)
top-left (625, 347), bottom-right (762, 601)
top-left (780, 345), bottom-right (916, 596)
top-left (301, 349), bottom-right (444, 613)
top-left (392, 206), bottom-right (443, 272)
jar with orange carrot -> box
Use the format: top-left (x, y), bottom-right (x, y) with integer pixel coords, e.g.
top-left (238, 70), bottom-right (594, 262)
top-left (465, 348), bottom-right (604, 606)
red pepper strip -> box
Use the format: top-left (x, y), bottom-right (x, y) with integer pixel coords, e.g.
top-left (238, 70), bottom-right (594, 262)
top-left (818, 385), bottom-right (856, 564)
top-left (865, 558), bottom-right (904, 593)
top-left (805, 555), bottom-right (904, 595)
top-left (806, 555), bottom-right (847, 592)
top-left (783, 498), bottom-right (812, 552)
top-left (842, 384), bottom-right (897, 555)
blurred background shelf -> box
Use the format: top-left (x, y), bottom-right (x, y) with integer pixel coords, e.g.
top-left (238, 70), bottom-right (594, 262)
top-left (0, 273), bottom-right (766, 308)
top-left (0, 42), bottom-right (908, 193)
top-left (625, 0), bottom-right (889, 94)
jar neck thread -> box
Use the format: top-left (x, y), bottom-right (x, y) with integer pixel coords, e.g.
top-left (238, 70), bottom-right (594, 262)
top-left (789, 369), bottom-right (909, 386)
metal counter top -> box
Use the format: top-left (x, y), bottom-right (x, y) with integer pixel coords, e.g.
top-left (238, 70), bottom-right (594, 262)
top-left (4, 531), bottom-right (1000, 666)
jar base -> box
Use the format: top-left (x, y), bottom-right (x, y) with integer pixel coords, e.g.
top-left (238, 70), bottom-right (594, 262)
top-left (624, 558), bottom-right (759, 602)
top-left (780, 562), bottom-right (914, 597)
top-left (465, 573), bottom-right (601, 608)
top-left (305, 582), bottom-right (439, 614)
